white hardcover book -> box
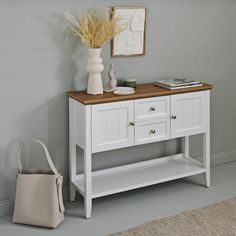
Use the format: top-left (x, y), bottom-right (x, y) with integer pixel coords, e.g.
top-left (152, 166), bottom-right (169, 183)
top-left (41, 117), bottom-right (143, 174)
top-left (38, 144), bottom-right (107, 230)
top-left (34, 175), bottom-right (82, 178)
top-left (155, 78), bottom-right (203, 90)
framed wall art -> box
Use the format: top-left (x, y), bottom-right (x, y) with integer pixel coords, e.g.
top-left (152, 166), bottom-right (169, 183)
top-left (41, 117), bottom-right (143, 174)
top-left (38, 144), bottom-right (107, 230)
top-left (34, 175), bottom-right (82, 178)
top-left (112, 7), bottom-right (146, 57)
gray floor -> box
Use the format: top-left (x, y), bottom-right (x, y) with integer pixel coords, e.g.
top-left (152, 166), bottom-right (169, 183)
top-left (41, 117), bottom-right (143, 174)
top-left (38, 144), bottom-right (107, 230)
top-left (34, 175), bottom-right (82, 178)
top-left (1, 161), bottom-right (236, 236)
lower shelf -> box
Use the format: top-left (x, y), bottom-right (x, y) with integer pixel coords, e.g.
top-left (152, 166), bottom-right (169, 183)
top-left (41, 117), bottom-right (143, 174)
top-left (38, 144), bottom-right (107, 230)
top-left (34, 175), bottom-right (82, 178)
top-left (72, 153), bottom-right (206, 199)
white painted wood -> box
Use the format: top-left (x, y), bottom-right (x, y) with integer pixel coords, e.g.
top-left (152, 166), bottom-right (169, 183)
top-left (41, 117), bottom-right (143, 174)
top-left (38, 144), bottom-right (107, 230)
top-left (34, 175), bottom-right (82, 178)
top-left (135, 118), bottom-right (170, 145)
top-left (135, 96), bottom-right (170, 122)
top-left (72, 182), bottom-right (85, 197)
top-left (203, 133), bottom-right (211, 188)
top-left (92, 100), bottom-right (134, 153)
top-left (74, 101), bottom-right (86, 149)
top-left (69, 98), bottom-right (77, 201)
top-left (75, 154), bottom-right (184, 179)
top-left (69, 89), bottom-right (211, 218)
top-left (69, 183), bottom-right (76, 202)
top-left (84, 105), bottom-right (92, 218)
top-left (171, 91), bottom-right (207, 138)
top-left (72, 154), bottom-right (206, 199)
top-left (203, 90), bottom-right (210, 187)
top-left (184, 156), bottom-right (203, 166)
top-left (182, 136), bottom-right (190, 158)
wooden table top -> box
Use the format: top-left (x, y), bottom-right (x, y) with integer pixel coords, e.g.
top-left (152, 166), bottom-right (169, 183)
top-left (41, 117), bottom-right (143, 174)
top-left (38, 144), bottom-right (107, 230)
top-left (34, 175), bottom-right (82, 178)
top-left (67, 83), bottom-right (213, 105)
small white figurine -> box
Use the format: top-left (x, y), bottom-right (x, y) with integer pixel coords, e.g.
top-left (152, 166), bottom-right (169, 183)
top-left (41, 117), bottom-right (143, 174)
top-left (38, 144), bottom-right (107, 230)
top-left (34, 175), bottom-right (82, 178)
top-left (108, 64), bottom-right (117, 90)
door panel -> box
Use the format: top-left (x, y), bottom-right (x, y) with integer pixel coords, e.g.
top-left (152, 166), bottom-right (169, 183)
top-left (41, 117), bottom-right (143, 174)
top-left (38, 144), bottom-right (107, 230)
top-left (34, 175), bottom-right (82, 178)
top-left (171, 91), bottom-right (207, 138)
top-left (92, 101), bottom-right (134, 153)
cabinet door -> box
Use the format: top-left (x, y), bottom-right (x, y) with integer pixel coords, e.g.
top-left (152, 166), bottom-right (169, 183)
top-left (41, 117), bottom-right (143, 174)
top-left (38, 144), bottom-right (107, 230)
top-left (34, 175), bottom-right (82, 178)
top-left (171, 91), bottom-right (208, 138)
top-left (92, 101), bottom-right (134, 153)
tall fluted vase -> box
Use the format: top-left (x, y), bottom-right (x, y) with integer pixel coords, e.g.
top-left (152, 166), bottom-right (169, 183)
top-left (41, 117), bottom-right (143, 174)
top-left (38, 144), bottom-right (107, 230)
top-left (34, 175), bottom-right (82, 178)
top-left (86, 48), bottom-right (104, 95)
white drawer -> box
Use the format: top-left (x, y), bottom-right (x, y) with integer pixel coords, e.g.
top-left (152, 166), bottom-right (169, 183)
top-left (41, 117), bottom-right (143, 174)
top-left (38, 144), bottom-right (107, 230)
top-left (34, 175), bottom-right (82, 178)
top-left (135, 96), bottom-right (170, 121)
top-left (135, 119), bottom-right (170, 145)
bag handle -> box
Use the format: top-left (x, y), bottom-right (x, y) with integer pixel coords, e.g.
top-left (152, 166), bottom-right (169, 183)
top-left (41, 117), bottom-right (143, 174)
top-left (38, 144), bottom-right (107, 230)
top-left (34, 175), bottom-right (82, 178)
top-left (18, 139), bottom-right (59, 175)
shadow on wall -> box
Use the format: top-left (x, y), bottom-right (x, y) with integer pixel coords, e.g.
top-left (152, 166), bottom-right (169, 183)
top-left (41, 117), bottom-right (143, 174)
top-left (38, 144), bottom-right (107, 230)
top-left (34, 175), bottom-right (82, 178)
top-left (47, 95), bottom-right (70, 185)
top-left (0, 140), bottom-right (24, 200)
top-left (45, 12), bottom-right (88, 91)
top-left (0, 13), bottom-right (85, 201)
top-left (44, 13), bottom-right (84, 186)
top-left (43, 13), bottom-right (184, 178)
top-left (38, 13), bottom-right (87, 185)
top-left (0, 101), bottom-right (71, 201)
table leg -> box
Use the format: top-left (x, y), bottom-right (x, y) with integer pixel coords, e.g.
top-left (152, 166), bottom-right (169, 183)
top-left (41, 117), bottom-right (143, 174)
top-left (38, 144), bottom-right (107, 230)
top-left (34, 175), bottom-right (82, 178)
top-left (84, 105), bottom-right (92, 219)
top-left (69, 142), bottom-right (76, 201)
top-left (203, 132), bottom-right (210, 187)
top-left (84, 148), bottom-right (92, 218)
top-left (69, 99), bottom-right (77, 201)
top-left (182, 136), bottom-right (190, 158)
top-left (203, 91), bottom-right (210, 188)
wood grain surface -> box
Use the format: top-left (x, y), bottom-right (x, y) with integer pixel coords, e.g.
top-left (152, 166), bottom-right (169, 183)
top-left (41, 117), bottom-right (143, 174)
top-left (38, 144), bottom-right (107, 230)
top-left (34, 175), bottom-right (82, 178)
top-left (67, 83), bottom-right (213, 105)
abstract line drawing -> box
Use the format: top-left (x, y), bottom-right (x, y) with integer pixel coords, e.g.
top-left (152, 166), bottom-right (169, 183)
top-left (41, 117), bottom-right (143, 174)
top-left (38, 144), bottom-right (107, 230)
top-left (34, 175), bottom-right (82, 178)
top-left (112, 7), bottom-right (146, 57)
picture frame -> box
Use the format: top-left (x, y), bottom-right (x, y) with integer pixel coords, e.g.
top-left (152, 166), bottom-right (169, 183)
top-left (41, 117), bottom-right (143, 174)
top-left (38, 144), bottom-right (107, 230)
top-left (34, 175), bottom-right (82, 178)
top-left (112, 7), bottom-right (147, 57)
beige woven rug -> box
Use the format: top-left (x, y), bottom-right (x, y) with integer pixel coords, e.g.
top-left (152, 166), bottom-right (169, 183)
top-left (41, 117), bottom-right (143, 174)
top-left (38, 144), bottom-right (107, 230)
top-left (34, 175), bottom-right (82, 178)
top-left (112, 197), bottom-right (236, 236)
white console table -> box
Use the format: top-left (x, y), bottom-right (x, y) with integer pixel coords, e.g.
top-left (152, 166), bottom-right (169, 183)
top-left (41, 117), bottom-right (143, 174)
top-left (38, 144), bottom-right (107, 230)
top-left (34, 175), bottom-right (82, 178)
top-left (67, 83), bottom-right (212, 218)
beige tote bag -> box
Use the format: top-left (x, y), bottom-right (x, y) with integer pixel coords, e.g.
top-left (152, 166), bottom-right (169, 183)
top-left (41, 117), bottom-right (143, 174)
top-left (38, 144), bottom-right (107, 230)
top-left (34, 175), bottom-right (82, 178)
top-left (13, 139), bottom-right (65, 228)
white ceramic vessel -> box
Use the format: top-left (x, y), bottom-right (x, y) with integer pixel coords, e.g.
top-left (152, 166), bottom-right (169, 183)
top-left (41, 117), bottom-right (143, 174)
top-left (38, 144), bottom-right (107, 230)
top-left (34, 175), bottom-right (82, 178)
top-left (86, 48), bottom-right (104, 95)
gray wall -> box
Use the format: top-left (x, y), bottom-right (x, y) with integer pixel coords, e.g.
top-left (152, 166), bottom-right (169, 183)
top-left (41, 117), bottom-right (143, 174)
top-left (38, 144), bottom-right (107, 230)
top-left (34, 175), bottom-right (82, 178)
top-left (0, 0), bottom-right (236, 202)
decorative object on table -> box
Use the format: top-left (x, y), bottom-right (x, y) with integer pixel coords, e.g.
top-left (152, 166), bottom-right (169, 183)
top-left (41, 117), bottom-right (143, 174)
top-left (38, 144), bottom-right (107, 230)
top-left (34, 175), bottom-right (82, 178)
top-left (117, 79), bottom-right (125, 86)
top-left (86, 48), bottom-right (104, 95)
top-left (65, 9), bottom-right (126, 95)
top-left (104, 63), bottom-right (118, 92)
top-left (123, 78), bottom-right (137, 88)
top-left (155, 78), bottom-right (203, 90)
top-left (112, 7), bottom-right (146, 57)
top-left (108, 64), bottom-right (118, 90)
top-left (113, 86), bottom-right (135, 95)
top-left (13, 139), bottom-right (65, 228)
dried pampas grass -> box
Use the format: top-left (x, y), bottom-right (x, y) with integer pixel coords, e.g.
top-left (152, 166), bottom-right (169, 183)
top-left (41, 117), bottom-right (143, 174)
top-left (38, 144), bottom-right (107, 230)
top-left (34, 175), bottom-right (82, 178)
top-left (65, 9), bottom-right (126, 48)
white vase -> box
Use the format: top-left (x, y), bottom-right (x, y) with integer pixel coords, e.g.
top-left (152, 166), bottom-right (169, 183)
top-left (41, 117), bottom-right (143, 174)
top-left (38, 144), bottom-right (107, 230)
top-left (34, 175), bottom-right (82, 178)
top-left (86, 48), bottom-right (104, 95)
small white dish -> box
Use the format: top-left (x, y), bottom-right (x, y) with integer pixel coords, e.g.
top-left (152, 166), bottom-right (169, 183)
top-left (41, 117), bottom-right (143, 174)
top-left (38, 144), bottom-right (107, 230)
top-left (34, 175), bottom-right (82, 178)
top-left (113, 90), bottom-right (135, 95)
top-left (113, 87), bottom-right (135, 95)
top-left (115, 87), bottom-right (134, 91)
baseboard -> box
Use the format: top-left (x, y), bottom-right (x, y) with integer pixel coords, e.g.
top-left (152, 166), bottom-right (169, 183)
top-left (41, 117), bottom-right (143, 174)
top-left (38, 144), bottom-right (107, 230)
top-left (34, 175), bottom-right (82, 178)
top-left (210, 148), bottom-right (236, 166)
top-left (0, 185), bottom-right (69, 217)
top-left (0, 198), bottom-right (15, 217)
top-left (1, 149), bottom-right (236, 217)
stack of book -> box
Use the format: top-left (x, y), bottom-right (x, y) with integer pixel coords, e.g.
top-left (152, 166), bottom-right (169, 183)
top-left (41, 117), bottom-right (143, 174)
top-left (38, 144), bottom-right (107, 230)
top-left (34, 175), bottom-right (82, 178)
top-left (155, 78), bottom-right (203, 90)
